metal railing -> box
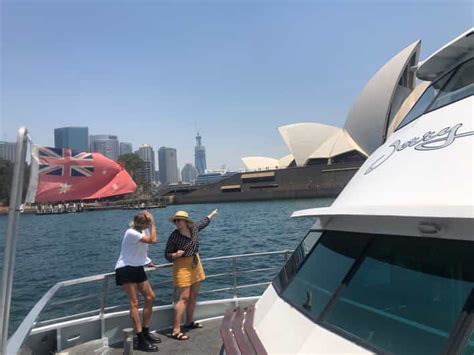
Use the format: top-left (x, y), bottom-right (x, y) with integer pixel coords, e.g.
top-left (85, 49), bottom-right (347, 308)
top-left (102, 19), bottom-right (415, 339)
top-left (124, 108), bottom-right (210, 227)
top-left (0, 127), bottom-right (29, 355)
top-left (7, 249), bottom-right (292, 354)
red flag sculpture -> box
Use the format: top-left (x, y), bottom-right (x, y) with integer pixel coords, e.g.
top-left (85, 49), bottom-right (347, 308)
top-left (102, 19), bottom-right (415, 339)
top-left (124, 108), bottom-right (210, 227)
top-left (26, 146), bottom-right (137, 203)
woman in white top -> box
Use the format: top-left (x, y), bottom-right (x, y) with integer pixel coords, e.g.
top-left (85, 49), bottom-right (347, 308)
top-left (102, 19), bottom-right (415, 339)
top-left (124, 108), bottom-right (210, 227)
top-left (115, 211), bottom-right (161, 352)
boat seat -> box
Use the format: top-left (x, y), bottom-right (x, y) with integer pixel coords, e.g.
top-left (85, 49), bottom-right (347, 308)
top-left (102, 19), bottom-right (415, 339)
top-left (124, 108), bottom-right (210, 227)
top-left (220, 305), bottom-right (267, 355)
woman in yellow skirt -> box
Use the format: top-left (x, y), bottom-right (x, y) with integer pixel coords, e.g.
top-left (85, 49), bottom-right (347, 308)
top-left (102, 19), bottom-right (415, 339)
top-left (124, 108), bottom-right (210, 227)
top-left (164, 209), bottom-right (219, 340)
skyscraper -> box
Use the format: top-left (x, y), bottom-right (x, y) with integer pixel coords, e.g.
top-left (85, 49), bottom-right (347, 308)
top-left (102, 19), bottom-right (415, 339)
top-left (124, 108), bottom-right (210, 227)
top-left (181, 163), bottom-right (197, 184)
top-left (119, 142), bottom-right (133, 156)
top-left (89, 135), bottom-right (120, 161)
top-left (138, 161), bottom-right (153, 188)
top-left (158, 147), bottom-right (179, 185)
top-left (137, 144), bottom-right (155, 182)
top-left (54, 127), bottom-right (89, 152)
top-left (0, 141), bottom-right (17, 163)
top-left (194, 133), bottom-right (207, 175)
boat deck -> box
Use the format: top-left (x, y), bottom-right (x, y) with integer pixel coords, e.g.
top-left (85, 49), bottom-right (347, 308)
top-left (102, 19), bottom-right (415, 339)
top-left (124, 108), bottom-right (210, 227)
top-left (60, 318), bottom-right (223, 355)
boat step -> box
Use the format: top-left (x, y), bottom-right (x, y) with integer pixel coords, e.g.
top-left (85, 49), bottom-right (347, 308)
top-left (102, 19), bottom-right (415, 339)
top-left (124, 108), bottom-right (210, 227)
top-left (220, 305), bottom-right (267, 355)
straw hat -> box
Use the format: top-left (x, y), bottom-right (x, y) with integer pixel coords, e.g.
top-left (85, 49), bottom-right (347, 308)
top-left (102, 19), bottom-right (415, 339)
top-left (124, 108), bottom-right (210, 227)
top-left (168, 210), bottom-right (194, 224)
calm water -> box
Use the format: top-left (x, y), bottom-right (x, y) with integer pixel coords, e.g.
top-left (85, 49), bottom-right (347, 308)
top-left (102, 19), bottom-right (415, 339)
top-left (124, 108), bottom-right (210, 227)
top-left (0, 198), bottom-right (332, 335)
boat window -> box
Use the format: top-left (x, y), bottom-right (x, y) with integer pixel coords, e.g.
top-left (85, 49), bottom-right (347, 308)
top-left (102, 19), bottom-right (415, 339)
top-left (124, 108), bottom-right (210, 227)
top-left (428, 58), bottom-right (474, 112)
top-left (323, 235), bottom-right (474, 355)
top-left (396, 72), bottom-right (452, 131)
top-left (273, 230), bottom-right (322, 292)
top-left (279, 231), bottom-right (370, 320)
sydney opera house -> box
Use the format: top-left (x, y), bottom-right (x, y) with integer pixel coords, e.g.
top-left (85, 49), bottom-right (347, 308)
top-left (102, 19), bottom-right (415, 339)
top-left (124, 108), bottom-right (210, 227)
top-left (167, 39), bottom-right (428, 204)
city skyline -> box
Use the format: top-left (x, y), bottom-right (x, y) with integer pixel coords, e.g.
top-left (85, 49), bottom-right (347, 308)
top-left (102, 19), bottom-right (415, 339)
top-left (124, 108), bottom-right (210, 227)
top-left (23, 125), bottom-right (213, 176)
top-left (2, 2), bottom-right (472, 170)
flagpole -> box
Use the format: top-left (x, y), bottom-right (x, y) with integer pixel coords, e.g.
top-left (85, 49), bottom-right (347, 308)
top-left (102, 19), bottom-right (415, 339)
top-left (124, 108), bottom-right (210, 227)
top-left (0, 127), bottom-right (28, 355)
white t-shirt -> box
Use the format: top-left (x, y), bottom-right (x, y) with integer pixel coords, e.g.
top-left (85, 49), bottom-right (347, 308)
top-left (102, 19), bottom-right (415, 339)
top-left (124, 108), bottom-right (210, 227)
top-left (115, 228), bottom-right (152, 269)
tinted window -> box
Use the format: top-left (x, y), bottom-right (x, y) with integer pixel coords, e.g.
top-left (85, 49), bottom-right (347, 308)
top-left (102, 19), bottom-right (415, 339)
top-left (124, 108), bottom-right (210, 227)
top-left (280, 231), bottom-right (370, 320)
top-left (429, 58), bottom-right (474, 111)
top-left (274, 230), bottom-right (322, 292)
top-left (324, 236), bottom-right (474, 355)
top-left (397, 73), bottom-right (451, 130)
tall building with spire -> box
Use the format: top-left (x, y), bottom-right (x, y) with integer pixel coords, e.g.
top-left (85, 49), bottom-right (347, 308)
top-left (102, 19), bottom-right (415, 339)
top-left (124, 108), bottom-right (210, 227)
top-left (194, 133), bottom-right (207, 175)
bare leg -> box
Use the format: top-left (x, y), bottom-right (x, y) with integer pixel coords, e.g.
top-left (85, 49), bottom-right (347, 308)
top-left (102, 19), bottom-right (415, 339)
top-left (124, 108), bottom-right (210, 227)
top-left (123, 283), bottom-right (141, 333)
top-left (186, 282), bottom-right (201, 324)
top-left (137, 280), bottom-right (156, 328)
top-left (173, 287), bottom-right (190, 334)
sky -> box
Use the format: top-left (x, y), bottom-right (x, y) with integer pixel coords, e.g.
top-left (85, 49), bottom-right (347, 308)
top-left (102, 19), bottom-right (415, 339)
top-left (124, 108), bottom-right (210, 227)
top-left (1, 0), bottom-right (472, 171)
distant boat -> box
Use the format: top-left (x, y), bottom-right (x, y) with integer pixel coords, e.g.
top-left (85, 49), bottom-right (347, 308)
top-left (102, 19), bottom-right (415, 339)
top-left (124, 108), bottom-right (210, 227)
top-left (35, 203), bottom-right (84, 215)
top-left (121, 203), bottom-right (165, 210)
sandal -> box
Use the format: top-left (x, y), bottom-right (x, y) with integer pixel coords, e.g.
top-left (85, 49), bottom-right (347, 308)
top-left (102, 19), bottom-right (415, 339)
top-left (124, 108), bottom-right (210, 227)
top-left (185, 321), bottom-right (203, 329)
top-left (171, 331), bottom-right (189, 340)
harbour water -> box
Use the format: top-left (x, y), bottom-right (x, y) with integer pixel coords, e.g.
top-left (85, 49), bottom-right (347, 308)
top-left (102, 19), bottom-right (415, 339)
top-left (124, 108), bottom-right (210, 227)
top-left (0, 198), bottom-right (333, 335)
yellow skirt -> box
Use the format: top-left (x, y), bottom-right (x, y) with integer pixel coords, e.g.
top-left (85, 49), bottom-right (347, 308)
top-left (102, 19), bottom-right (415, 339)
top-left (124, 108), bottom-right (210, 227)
top-left (173, 254), bottom-right (206, 288)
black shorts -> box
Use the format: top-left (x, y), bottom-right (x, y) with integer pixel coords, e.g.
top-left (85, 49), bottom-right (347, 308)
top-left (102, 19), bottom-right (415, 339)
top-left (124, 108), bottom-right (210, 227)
top-left (115, 265), bottom-right (148, 286)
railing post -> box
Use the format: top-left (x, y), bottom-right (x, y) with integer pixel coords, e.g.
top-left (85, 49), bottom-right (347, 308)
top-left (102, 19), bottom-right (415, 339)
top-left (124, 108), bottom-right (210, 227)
top-left (284, 250), bottom-right (290, 262)
top-left (100, 276), bottom-right (108, 340)
top-left (232, 257), bottom-right (238, 304)
top-left (123, 328), bottom-right (134, 355)
top-left (56, 328), bottom-right (62, 352)
top-left (0, 127), bottom-right (28, 355)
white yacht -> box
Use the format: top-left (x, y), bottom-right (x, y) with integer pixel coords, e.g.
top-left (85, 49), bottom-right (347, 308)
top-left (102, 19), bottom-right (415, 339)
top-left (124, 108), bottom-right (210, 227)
top-left (1, 28), bottom-right (473, 354)
top-left (251, 28), bottom-right (474, 354)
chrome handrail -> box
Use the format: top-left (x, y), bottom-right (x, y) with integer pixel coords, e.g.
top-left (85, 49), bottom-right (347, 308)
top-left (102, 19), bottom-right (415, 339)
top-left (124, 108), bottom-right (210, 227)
top-left (7, 249), bottom-right (293, 354)
top-left (0, 127), bottom-right (29, 355)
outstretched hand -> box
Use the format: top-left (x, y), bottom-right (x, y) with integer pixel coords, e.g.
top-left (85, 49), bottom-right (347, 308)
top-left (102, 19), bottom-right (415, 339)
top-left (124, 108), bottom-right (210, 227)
top-left (208, 209), bottom-right (219, 219)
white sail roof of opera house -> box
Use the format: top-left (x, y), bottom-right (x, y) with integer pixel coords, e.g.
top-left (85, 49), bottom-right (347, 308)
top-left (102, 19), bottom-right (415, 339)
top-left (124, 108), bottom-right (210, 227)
top-left (306, 128), bottom-right (365, 160)
top-left (344, 40), bottom-right (421, 154)
top-left (278, 123), bottom-right (366, 165)
top-left (241, 38), bottom-right (422, 171)
top-left (241, 154), bottom-right (295, 170)
top-left (241, 156), bottom-right (280, 170)
top-left (278, 154), bottom-right (294, 167)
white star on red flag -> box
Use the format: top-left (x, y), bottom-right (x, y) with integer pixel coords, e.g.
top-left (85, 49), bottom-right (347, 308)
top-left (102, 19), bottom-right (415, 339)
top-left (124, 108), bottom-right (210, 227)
top-left (59, 183), bottom-right (72, 194)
